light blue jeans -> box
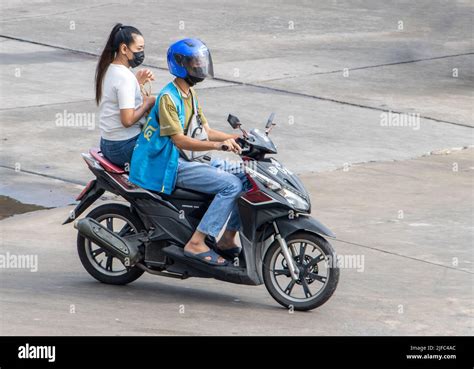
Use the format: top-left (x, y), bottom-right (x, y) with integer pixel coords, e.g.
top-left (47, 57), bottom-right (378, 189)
top-left (175, 157), bottom-right (250, 238)
top-left (100, 134), bottom-right (139, 168)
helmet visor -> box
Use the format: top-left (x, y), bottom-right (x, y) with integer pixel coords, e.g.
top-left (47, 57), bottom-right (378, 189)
top-left (182, 49), bottom-right (214, 79)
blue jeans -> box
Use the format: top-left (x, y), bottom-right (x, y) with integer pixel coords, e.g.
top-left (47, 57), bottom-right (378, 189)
top-left (100, 134), bottom-right (139, 168)
top-left (175, 157), bottom-right (250, 238)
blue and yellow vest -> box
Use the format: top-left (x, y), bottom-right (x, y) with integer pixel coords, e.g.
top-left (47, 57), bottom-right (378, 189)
top-left (129, 82), bottom-right (187, 194)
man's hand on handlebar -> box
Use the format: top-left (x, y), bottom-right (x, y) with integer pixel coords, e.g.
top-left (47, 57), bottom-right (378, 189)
top-left (214, 138), bottom-right (242, 154)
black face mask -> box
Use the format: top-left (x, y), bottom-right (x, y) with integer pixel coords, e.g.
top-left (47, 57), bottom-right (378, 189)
top-left (184, 75), bottom-right (205, 86)
top-left (128, 50), bottom-right (145, 68)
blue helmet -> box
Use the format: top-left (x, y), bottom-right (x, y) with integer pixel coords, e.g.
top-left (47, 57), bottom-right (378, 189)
top-left (167, 38), bottom-right (214, 83)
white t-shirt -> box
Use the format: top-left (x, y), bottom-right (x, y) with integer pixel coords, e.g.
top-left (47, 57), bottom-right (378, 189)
top-left (99, 64), bottom-right (145, 141)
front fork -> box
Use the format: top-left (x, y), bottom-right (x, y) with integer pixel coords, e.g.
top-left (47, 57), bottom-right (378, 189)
top-left (273, 222), bottom-right (299, 281)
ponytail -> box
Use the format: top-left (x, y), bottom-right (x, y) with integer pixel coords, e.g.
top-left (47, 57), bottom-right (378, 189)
top-left (95, 23), bottom-right (143, 105)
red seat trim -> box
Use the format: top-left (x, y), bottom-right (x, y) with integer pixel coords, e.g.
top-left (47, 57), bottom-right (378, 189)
top-left (89, 148), bottom-right (126, 174)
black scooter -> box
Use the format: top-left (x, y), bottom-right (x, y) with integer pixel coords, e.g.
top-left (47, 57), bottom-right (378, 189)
top-left (63, 113), bottom-right (339, 311)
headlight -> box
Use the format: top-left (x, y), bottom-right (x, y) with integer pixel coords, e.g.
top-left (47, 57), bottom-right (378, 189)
top-left (245, 165), bottom-right (309, 210)
top-left (277, 188), bottom-right (309, 211)
top-left (245, 166), bottom-right (282, 191)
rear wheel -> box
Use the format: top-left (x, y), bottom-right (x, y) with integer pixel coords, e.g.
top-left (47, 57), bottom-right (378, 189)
top-left (77, 203), bottom-right (145, 285)
top-left (263, 232), bottom-right (339, 311)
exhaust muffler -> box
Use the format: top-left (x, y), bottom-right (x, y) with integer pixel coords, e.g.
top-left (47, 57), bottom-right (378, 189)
top-left (74, 218), bottom-right (142, 266)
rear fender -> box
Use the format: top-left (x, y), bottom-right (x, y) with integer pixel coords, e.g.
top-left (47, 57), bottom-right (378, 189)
top-left (62, 180), bottom-right (105, 224)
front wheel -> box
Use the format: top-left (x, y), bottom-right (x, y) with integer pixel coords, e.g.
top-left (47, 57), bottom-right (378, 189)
top-left (263, 232), bottom-right (339, 311)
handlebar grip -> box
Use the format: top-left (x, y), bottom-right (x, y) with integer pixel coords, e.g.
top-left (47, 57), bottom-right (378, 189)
top-left (221, 144), bottom-right (230, 151)
top-left (235, 137), bottom-right (245, 147)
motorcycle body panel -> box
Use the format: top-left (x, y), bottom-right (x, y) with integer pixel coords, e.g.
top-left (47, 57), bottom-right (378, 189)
top-left (68, 128), bottom-right (334, 287)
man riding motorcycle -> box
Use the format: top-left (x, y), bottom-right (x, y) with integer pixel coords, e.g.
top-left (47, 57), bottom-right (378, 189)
top-left (129, 38), bottom-right (249, 267)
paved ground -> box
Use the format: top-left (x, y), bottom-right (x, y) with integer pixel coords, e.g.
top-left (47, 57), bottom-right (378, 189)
top-left (0, 149), bottom-right (472, 335)
top-left (0, 0), bottom-right (472, 335)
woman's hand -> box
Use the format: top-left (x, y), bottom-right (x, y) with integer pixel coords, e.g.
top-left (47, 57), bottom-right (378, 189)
top-left (143, 95), bottom-right (156, 117)
top-left (143, 95), bottom-right (156, 109)
top-left (136, 69), bottom-right (155, 85)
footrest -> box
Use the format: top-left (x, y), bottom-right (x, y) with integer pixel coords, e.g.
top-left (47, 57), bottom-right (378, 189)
top-left (163, 245), bottom-right (247, 284)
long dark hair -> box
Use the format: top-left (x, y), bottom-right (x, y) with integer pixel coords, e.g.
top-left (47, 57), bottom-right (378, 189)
top-left (95, 23), bottom-right (143, 105)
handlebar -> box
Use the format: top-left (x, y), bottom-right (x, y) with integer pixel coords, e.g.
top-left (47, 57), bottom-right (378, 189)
top-left (235, 137), bottom-right (246, 147)
top-left (221, 137), bottom-right (246, 153)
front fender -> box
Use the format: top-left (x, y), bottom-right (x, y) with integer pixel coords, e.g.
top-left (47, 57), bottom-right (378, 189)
top-left (274, 214), bottom-right (336, 239)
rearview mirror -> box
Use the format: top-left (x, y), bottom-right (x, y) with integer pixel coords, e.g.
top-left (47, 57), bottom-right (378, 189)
top-left (265, 112), bottom-right (275, 129)
top-left (227, 114), bottom-right (241, 129)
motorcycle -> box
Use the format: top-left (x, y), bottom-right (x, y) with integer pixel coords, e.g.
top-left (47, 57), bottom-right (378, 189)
top-left (63, 113), bottom-right (339, 311)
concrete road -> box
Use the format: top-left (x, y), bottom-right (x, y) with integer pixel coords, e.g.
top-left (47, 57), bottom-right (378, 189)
top-left (0, 0), bottom-right (472, 335)
top-left (0, 149), bottom-right (472, 335)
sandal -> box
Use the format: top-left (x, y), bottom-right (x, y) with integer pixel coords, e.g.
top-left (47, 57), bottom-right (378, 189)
top-left (205, 235), bottom-right (242, 260)
top-left (205, 235), bottom-right (218, 249)
top-left (184, 249), bottom-right (229, 266)
top-left (216, 246), bottom-right (242, 259)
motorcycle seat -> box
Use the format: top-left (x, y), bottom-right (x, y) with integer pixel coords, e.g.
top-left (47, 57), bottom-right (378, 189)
top-left (89, 148), bottom-right (211, 201)
top-left (160, 187), bottom-right (214, 202)
top-left (89, 148), bottom-right (126, 174)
